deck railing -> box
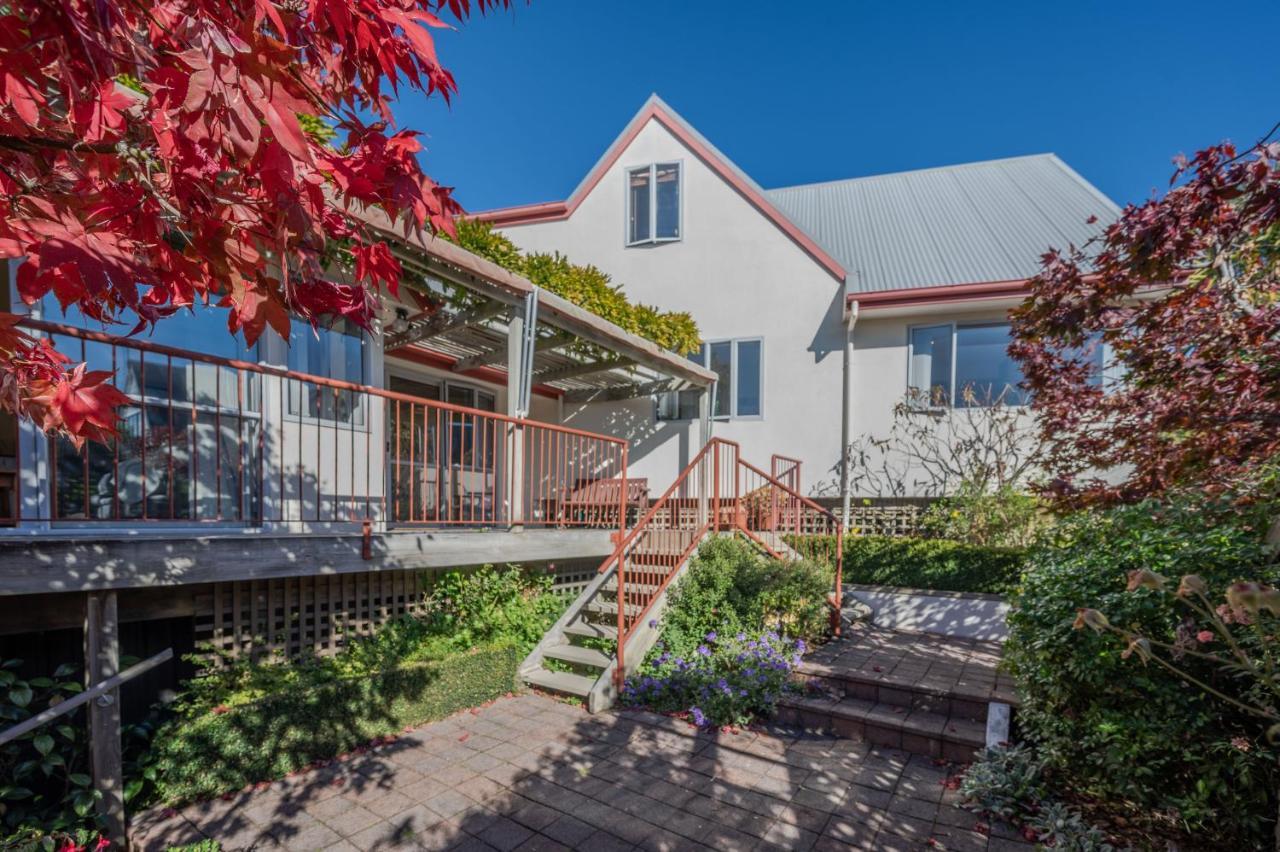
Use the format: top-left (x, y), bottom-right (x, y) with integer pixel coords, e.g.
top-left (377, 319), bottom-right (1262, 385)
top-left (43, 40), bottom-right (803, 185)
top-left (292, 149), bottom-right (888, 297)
top-left (9, 319), bottom-right (628, 531)
top-left (603, 438), bottom-right (842, 690)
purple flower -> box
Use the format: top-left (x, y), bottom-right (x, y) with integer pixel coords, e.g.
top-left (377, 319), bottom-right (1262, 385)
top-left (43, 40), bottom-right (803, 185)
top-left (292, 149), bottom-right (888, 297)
top-left (696, 645), bottom-right (711, 657)
top-left (705, 631), bottom-right (717, 642)
top-left (795, 639), bottom-right (807, 653)
top-left (648, 619), bottom-right (658, 629)
top-left (691, 707), bottom-right (707, 727)
top-left (736, 632), bottom-right (746, 642)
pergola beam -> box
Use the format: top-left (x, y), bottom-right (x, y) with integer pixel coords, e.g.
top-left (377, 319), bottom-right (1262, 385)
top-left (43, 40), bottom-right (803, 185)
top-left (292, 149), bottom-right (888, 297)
top-left (563, 378), bottom-right (692, 404)
top-left (385, 299), bottom-right (505, 350)
top-left (533, 357), bottom-right (634, 384)
top-left (452, 330), bottom-right (573, 373)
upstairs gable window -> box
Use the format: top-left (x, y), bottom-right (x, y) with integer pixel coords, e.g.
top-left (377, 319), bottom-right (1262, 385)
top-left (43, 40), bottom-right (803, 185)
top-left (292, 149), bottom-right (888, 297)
top-left (627, 163), bottom-right (681, 245)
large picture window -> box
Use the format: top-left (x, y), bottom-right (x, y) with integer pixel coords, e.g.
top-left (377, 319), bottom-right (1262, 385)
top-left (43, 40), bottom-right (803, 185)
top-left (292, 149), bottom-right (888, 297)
top-left (656, 338), bottom-right (762, 421)
top-left (627, 162), bottom-right (681, 245)
top-left (908, 322), bottom-right (1030, 408)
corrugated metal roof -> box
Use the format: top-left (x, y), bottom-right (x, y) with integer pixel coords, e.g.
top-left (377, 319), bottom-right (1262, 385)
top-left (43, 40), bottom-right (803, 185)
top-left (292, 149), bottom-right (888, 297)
top-left (766, 154), bottom-right (1120, 294)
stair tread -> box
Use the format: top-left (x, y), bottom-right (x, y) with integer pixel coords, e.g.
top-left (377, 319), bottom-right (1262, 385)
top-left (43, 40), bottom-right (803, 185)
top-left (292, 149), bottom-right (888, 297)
top-left (780, 694), bottom-right (987, 746)
top-left (584, 599), bottom-right (645, 617)
top-left (525, 667), bottom-right (596, 697)
top-left (564, 620), bottom-right (618, 640)
top-left (543, 643), bottom-right (612, 669)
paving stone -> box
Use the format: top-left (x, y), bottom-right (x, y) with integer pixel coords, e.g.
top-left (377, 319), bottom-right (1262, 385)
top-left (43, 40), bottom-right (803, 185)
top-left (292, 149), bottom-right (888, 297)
top-left (474, 815), bottom-right (535, 851)
top-left (542, 815), bottom-right (597, 847)
top-left (321, 804), bottom-right (382, 838)
top-left (130, 693), bottom-right (931, 852)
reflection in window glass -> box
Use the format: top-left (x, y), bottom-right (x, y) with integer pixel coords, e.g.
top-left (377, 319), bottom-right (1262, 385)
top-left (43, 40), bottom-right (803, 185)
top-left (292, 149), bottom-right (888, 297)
top-left (655, 163), bottom-right (680, 239)
top-left (709, 341), bottom-right (732, 418)
top-left (908, 324), bottom-right (952, 407)
top-left (735, 340), bottom-right (761, 417)
top-left (628, 167), bottom-right (651, 244)
top-left (41, 298), bottom-right (262, 522)
top-left (287, 319), bottom-right (366, 425)
top-left (955, 324), bottom-right (1028, 407)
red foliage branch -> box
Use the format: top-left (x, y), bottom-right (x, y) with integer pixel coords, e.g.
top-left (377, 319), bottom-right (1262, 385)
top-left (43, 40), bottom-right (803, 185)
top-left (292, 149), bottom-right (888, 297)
top-left (0, 0), bottom-right (506, 444)
top-left (1009, 128), bottom-right (1280, 505)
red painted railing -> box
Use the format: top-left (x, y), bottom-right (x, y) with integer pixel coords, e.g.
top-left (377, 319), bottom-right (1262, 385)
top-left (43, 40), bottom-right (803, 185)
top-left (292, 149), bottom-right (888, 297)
top-left (604, 438), bottom-right (842, 690)
top-left (10, 319), bottom-right (628, 531)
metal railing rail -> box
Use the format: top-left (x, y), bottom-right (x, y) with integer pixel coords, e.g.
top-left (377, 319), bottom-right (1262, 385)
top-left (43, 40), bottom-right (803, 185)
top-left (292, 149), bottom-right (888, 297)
top-left (11, 319), bottom-right (628, 533)
top-left (602, 439), bottom-right (844, 691)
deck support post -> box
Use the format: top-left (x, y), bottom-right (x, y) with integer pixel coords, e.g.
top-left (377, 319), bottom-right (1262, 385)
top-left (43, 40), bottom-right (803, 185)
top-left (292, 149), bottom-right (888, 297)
top-left (84, 591), bottom-right (125, 847)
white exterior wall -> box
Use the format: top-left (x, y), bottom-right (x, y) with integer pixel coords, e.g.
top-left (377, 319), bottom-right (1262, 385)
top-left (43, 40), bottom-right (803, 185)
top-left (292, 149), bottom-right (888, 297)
top-left (846, 303), bottom-right (1036, 498)
top-left (498, 120), bottom-right (847, 495)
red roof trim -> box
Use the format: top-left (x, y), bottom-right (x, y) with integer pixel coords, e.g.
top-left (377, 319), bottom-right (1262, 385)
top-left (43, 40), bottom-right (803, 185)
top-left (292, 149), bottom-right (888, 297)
top-left (471, 102), bottom-right (847, 283)
top-left (850, 279), bottom-right (1032, 311)
top-left (388, 345), bottom-right (563, 399)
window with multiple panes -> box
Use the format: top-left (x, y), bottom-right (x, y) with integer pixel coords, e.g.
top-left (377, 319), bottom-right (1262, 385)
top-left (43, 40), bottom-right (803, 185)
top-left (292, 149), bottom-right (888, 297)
top-left (656, 338), bottom-right (762, 421)
top-left (627, 162), bottom-right (681, 245)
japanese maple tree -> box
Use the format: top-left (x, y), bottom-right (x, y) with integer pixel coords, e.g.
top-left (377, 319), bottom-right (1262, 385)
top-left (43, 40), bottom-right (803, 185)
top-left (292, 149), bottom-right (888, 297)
top-left (0, 0), bottom-right (506, 443)
top-left (1009, 126), bottom-right (1280, 505)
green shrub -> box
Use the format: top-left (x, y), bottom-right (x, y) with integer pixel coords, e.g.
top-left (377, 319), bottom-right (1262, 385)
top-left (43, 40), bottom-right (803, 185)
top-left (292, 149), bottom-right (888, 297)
top-left (960, 745), bottom-right (1116, 850)
top-left (660, 536), bottom-right (833, 658)
top-left (920, 484), bottom-right (1047, 548)
top-left (795, 535), bottom-right (1025, 595)
top-left (1004, 496), bottom-right (1280, 844)
top-left (148, 643), bottom-right (520, 805)
top-left (425, 564), bottom-right (566, 650)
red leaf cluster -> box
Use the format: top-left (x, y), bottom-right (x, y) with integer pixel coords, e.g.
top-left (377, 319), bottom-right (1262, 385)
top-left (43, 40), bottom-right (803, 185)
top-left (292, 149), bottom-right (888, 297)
top-left (0, 0), bottom-right (505, 440)
top-left (1009, 130), bottom-right (1280, 505)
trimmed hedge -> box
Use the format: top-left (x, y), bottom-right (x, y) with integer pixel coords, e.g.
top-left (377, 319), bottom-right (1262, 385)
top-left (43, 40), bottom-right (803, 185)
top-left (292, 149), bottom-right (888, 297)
top-left (797, 535), bottom-right (1025, 595)
top-left (148, 643), bottom-right (520, 805)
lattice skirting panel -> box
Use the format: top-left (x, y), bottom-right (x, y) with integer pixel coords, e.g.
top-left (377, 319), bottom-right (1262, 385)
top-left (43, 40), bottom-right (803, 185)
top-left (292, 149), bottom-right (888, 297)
top-left (841, 504), bottom-right (925, 538)
top-left (193, 571), bottom-right (432, 665)
top-left (193, 560), bottom-right (604, 666)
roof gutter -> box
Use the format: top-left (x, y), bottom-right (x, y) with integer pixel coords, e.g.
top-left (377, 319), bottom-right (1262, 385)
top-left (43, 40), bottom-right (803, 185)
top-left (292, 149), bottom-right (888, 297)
top-left (848, 278), bottom-right (1032, 312)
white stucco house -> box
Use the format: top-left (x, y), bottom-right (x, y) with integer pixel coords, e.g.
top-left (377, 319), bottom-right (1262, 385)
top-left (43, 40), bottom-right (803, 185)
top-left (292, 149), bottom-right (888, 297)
top-left (475, 95), bottom-right (1120, 508)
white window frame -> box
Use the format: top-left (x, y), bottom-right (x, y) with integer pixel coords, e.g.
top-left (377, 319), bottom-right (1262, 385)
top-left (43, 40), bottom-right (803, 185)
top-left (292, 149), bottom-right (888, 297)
top-left (705, 337), bottom-right (765, 421)
top-left (625, 161), bottom-right (683, 247)
top-left (906, 321), bottom-right (1031, 410)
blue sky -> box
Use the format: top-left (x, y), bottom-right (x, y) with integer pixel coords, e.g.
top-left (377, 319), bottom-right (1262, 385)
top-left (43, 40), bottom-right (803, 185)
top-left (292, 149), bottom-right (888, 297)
top-left (394, 1), bottom-right (1280, 213)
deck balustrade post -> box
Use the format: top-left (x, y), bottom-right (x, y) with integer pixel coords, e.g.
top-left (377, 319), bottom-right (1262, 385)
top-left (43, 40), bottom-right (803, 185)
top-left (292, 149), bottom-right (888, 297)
top-left (506, 299), bottom-right (531, 529)
top-left (697, 388), bottom-right (711, 527)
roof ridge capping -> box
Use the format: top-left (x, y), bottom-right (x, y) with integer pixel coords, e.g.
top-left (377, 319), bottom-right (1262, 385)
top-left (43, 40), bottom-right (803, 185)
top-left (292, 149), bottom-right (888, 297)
top-left (767, 152), bottom-right (1072, 194)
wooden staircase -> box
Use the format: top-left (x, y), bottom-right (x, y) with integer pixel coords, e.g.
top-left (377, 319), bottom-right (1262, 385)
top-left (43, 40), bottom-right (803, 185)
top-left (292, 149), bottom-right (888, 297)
top-left (521, 530), bottom-right (703, 711)
top-left (520, 439), bottom-right (844, 713)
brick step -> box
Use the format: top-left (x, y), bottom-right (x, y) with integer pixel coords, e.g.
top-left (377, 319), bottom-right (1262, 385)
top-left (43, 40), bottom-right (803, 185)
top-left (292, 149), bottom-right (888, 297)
top-left (796, 662), bottom-right (1004, 723)
top-left (776, 692), bottom-right (986, 763)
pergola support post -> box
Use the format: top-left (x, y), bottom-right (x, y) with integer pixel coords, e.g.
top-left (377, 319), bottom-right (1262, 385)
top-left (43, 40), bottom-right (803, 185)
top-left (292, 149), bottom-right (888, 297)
top-left (697, 386), bottom-right (712, 528)
top-left (84, 591), bottom-right (125, 847)
top-left (506, 292), bottom-right (537, 529)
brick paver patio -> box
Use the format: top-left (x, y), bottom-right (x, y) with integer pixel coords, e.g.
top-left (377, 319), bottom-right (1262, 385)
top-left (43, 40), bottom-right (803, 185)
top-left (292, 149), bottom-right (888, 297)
top-left (131, 693), bottom-right (1033, 851)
